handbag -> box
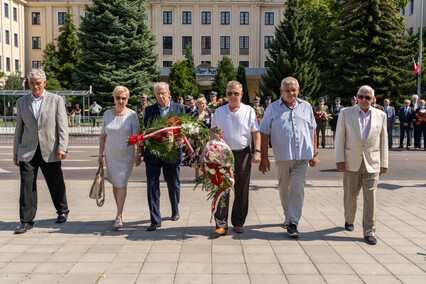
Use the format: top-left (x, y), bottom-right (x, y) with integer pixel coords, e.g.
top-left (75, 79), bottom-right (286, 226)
top-left (89, 164), bottom-right (105, 207)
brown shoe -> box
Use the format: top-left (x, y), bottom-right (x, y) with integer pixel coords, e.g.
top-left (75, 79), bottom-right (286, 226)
top-left (234, 226), bottom-right (244, 234)
top-left (213, 228), bottom-right (227, 237)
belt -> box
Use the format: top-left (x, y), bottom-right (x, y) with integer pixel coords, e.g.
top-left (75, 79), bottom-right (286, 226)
top-left (232, 146), bottom-right (250, 154)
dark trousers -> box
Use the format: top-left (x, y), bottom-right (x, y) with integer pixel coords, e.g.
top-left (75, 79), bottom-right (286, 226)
top-left (417, 126), bottom-right (426, 148)
top-left (316, 124), bottom-right (326, 148)
top-left (215, 147), bottom-right (252, 229)
top-left (387, 124), bottom-right (393, 148)
top-left (400, 125), bottom-right (412, 147)
top-left (146, 162), bottom-right (180, 225)
top-left (413, 124), bottom-right (420, 147)
top-left (19, 145), bottom-right (69, 224)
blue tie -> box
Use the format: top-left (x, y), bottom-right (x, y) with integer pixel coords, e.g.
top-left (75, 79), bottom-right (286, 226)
top-left (385, 107), bottom-right (388, 116)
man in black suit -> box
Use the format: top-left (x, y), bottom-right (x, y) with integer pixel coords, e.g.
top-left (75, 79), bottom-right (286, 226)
top-left (142, 82), bottom-right (185, 231)
top-left (399, 99), bottom-right (414, 149)
top-left (410, 95), bottom-right (420, 148)
top-left (383, 99), bottom-right (396, 149)
top-left (414, 99), bottom-right (426, 150)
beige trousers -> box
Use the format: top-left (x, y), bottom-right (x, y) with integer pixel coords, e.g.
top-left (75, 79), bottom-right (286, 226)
top-left (343, 160), bottom-right (379, 237)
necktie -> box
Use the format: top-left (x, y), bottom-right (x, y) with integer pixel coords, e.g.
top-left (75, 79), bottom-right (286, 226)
top-left (385, 107), bottom-right (388, 116)
top-left (405, 108), bottom-right (407, 116)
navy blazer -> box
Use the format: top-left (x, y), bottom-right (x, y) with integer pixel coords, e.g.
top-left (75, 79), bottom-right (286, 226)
top-left (143, 102), bottom-right (186, 165)
top-left (399, 106), bottom-right (414, 128)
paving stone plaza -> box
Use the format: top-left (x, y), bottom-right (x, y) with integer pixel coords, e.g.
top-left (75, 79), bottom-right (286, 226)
top-left (0, 178), bottom-right (425, 284)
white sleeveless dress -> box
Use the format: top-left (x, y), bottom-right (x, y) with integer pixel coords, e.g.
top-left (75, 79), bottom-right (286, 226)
top-left (101, 109), bottom-right (139, 188)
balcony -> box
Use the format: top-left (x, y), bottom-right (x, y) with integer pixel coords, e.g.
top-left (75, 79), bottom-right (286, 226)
top-left (163, 49), bottom-right (173, 55)
top-left (201, 48), bottom-right (211, 55)
top-left (220, 48), bottom-right (230, 55)
top-left (239, 48), bottom-right (249, 55)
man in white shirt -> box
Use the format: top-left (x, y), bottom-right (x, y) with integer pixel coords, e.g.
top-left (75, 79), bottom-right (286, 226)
top-left (383, 99), bottom-right (396, 149)
top-left (335, 85), bottom-right (388, 245)
top-left (210, 81), bottom-right (261, 236)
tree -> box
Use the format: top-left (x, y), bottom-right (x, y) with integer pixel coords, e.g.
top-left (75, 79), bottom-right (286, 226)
top-left (42, 43), bottom-right (64, 91)
top-left (73, 0), bottom-right (159, 107)
top-left (168, 61), bottom-right (193, 100)
top-left (56, 3), bottom-right (79, 89)
top-left (211, 55), bottom-right (236, 98)
top-left (184, 43), bottom-right (199, 96)
top-left (4, 73), bottom-right (22, 90)
top-left (327, 0), bottom-right (413, 106)
top-left (236, 64), bottom-right (249, 104)
top-left (260, 0), bottom-right (320, 101)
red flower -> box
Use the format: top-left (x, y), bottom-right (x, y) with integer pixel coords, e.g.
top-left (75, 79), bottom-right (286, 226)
top-left (210, 170), bottom-right (223, 186)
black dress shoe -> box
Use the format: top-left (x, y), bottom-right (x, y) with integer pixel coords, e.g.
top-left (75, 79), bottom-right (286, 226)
top-left (147, 223), bottom-right (161, 231)
top-left (55, 213), bottom-right (68, 223)
top-left (344, 222), bottom-right (354, 231)
top-left (14, 223), bottom-right (33, 234)
top-left (364, 236), bottom-right (377, 245)
top-left (398, 145), bottom-right (403, 148)
top-left (171, 214), bottom-right (180, 221)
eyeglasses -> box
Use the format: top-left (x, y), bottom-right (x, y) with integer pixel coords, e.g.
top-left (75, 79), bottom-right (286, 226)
top-left (357, 95), bottom-right (372, 101)
top-left (115, 96), bottom-right (128, 101)
top-left (155, 92), bottom-right (168, 96)
top-left (226, 92), bottom-right (240, 97)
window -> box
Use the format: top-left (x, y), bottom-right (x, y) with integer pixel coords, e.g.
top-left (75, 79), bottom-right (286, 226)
top-left (201, 36), bottom-right (211, 55)
top-left (182, 36), bottom-right (192, 54)
top-left (239, 61), bottom-right (249, 68)
top-left (182, 11), bottom-right (192, 24)
top-left (163, 61), bottom-right (173, 67)
top-left (264, 36), bottom-right (274, 49)
top-left (5, 30), bottom-right (10, 45)
top-left (58, 12), bottom-right (67, 25)
top-left (201, 11), bottom-right (211, 24)
top-left (264, 61), bottom-right (270, 68)
top-left (13, 7), bottom-right (18, 21)
top-left (14, 33), bottom-right (18, 47)
top-left (6, 57), bottom-right (11, 72)
top-left (15, 59), bottom-right (19, 72)
top-left (400, 8), bottom-right (405, 15)
top-left (239, 36), bottom-right (249, 55)
top-left (240, 12), bottom-right (249, 25)
top-left (221, 11), bottom-right (230, 25)
top-left (32, 61), bottom-right (42, 69)
top-left (265, 12), bottom-right (274, 25)
top-left (32, 36), bottom-right (41, 49)
top-left (32, 12), bottom-right (41, 25)
top-left (162, 36), bottom-right (173, 55)
top-left (201, 60), bottom-right (211, 65)
top-left (4, 3), bottom-right (9, 18)
top-left (0, 56), bottom-right (2, 70)
top-left (220, 36), bottom-right (230, 55)
top-left (163, 11), bottom-right (172, 24)
top-left (409, 0), bottom-right (414, 15)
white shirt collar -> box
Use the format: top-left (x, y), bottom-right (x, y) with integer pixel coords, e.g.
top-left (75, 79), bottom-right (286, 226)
top-left (31, 90), bottom-right (46, 101)
top-left (357, 105), bottom-right (372, 115)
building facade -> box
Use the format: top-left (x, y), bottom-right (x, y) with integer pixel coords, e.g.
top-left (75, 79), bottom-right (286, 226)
top-left (1, 0), bottom-right (285, 97)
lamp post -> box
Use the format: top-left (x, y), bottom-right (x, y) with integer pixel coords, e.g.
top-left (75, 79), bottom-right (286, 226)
top-left (417, 0), bottom-right (424, 101)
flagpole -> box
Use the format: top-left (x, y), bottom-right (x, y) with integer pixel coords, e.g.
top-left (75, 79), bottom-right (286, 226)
top-left (418, 0), bottom-right (424, 101)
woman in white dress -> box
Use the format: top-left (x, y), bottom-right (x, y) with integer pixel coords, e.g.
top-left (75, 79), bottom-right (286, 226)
top-left (98, 86), bottom-right (142, 228)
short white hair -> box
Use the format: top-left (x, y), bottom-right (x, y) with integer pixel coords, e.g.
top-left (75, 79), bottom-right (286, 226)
top-left (281, 77), bottom-right (299, 88)
top-left (27, 69), bottom-right (46, 82)
top-left (357, 85), bottom-right (375, 97)
top-left (404, 99), bottom-right (411, 104)
top-left (412, 94), bottom-right (418, 99)
top-left (154, 82), bottom-right (169, 91)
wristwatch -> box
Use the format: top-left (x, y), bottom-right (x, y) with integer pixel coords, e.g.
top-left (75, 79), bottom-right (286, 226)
top-left (313, 151), bottom-right (318, 157)
top-left (255, 149), bottom-right (261, 153)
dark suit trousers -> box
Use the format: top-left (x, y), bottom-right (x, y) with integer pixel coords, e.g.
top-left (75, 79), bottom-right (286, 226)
top-left (413, 124), bottom-right (420, 147)
top-left (19, 145), bottom-right (69, 224)
top-left (146, 162), bottom-right (180, 225)
top-left (316, 124), bottom-right (326, 147)
top-left (418, 125), bottom-right (426, 148)
top-left (387, 124), bottom-right (393, 148)
top-left (215, 147), bottom-right (252, 229)
top-left (400, 125), bottom-right (411, 147)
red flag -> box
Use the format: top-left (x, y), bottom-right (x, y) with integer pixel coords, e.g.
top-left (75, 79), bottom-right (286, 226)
top-left (413, 58), bottom-right (421, 75)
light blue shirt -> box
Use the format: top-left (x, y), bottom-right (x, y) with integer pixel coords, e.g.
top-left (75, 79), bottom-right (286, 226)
top-left (159, 101), bottom-right (171, 117)
top-left (260, 97), bottom-right (316, 162)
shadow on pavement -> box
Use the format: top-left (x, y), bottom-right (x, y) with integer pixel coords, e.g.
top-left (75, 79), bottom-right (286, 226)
top-left (378, 183), bottom-right (426, 190)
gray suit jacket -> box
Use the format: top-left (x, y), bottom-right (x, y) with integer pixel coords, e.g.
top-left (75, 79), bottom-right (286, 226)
top-left (385, 106), bottom-right (395, 126)
top-left (13, 91), bottom-right (69, 163)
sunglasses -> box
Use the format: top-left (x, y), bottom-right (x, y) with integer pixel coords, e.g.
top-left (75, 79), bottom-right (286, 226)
top-left (115, 96), bottom-right (128, 101)
top-left (226, 92), bottom-right (240, 97)
top-left (357, 95), bottom-right (372, 101)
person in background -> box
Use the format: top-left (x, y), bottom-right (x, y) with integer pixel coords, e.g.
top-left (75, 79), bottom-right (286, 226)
top-left (135, 94), bottom-right (150, 118)
top-left (185, 96), bottom-right (197, 115)
top-left (74, 103), bottom-right (82, 127)
top-left (383, 99), bottom-right (395, 149)
top-left (252, 96), bottom-right (265, 120)
top-left (330, 97), bottom-right (344, 143)
top-left (313, 97), bottom-right (329, 148)
top-left (13, 68), bottom-right (69, 234)
top-left (301, 95), bottom-right (309, 102)
top-left (98, 86), bottom-right (141, 228)
top-left (335, 85), bottom-right (388, 245)
top-left (398, 99), bottom-right (414, 150)
top-left (350, 96), bottom-right (357, 106)
top-left (66, 102), bottom-right (75, 127)
top-left (411, 95), bottom-right (420, 148)
top-left (371, 96), bottom-right (385, 112)
top-left (414, 99), bottom-right (426, 150)
top-left (89, 101), bottom-right (102, 127)
top-left (262, 96), bottom-right (272, 110)
top-left (177, 96), bottom-right (184, 105)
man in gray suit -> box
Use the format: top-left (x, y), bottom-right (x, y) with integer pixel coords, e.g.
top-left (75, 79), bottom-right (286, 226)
top-left (13, 69), bottom-right (70, 234)
top-left (383, 99), bottom-right (396, 149)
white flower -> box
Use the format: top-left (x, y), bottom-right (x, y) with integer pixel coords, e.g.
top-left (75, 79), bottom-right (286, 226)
top-left (219, 169), bottom-right (226, 174)
top-left (209, 169), bottom-right (216, 175)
